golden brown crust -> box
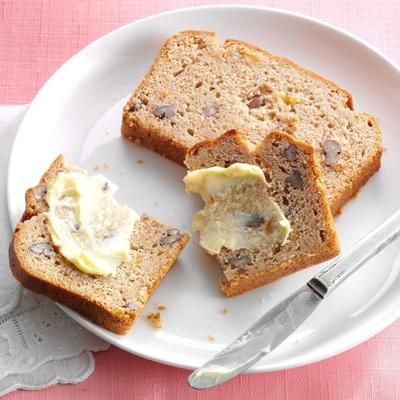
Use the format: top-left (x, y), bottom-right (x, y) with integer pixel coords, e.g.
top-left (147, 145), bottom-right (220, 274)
top-left (221, 247), bottom-right (338, 297)
top-left (23, 155), bottom-right (66, 221)
top-left (329, 115), bottom-right (383, 216)
top-left (121, 118), bottom-right (188, 164)
top-left (185, 129), bottom-right (255, 166)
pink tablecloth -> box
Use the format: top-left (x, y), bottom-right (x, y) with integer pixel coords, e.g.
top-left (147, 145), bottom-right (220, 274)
top-left (1, 1), bottom-right (400, 399)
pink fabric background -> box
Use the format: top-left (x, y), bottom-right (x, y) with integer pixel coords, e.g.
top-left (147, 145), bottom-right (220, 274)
top-left (1, 1), bottom-right (400, 399)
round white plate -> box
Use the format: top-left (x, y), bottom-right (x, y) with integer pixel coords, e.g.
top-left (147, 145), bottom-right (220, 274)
top-left (7, 6), bottom-right (400, 372)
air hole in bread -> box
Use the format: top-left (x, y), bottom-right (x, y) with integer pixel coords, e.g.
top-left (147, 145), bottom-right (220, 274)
top-left (320, 230), bottom-right (326, 242)
top-left (195, 81), bottom-right (203, 88)
top-left (368, 120), bottom-right (373, 127)
top-left (282, 196), bottom-right (289, 206)
top-left (187, 128), bottom-right (195, 136)
top-left (327, 122), bottom-right (334, 129)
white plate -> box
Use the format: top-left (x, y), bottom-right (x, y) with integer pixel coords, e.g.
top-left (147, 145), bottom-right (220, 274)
top-left (7, 6), bottom-right (400, 372)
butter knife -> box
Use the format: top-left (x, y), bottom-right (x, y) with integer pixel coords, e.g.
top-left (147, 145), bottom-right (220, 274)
top-left (188, 209), bottom-right (400, 389)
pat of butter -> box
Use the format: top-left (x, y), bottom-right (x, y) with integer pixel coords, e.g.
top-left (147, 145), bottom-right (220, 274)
top-left (184, 163), bottom-right (267, 201)
top-left (46, 171), bottom-right (138, 276)
top-left (184, 163), bottom-right (291, 255)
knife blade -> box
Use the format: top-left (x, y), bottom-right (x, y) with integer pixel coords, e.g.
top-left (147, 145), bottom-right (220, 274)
top-left (188, 284), bottom-right (322, 389)
top-left (188, 207), bottom-right (400, 389)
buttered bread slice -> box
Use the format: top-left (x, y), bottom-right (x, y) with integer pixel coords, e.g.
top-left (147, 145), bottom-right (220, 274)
top-left (184, 130), bottom-right (339, 296)
top-left (10, 156), bottom-right (189, 334)
top-left (122, 30), bottom-right (383, 215)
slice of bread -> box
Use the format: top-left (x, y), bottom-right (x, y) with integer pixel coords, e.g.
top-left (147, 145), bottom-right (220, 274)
top-left (122, 30), bottom-right (383, 216)
top-left (185, 130), bottom-right (339, 296)
top-left (10, 156), bottom-right (189, 334)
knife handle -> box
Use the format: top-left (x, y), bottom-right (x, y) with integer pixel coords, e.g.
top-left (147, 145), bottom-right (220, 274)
top-left (308, 209), bottom-right (400, 298)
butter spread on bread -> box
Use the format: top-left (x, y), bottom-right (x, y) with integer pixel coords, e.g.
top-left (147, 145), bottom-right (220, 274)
top-left (184, 163), bottom-right (290, 255)
top-left (46, 171), bottom-right (138, 276)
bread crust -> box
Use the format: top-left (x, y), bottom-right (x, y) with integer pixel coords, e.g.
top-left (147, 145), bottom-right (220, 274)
top-left (221, 248), bottom-right (339, 297)
top-left (122, 118), bottom-right (188, 164)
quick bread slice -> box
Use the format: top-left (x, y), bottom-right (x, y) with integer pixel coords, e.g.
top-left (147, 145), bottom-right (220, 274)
top-left (122, 30), bottom-right (383, 216)
top-left (184, 130), bottom-right (339, 296)
top-left (10, 156), bottom-right (189, 334)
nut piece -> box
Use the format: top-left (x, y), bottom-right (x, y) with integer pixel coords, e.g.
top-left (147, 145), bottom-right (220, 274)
top-left (283, 144), bottom-right (298, 162)
top-left (33, 185), bottom-right (47, 200)
top-left (247, 95), bottom-right (264, 109)
top-left (202, 104), bottom-right (219, 118)
top-left (286, 170), bottom-right (304, 189)
top-left (152, 105), bottom-right (176, 119)
top-left (226, 252), bottom-right (252, 268)
top-left (160, 229), bottom-right (183, 245)
top-left (244, 212), bottom-right (265, 228)
top-left (128, 100), bottom-right (142, 112)
top-left (322, 139), bottom-right (342, 166)
top-left (29, 242), bottom-right (55, 257)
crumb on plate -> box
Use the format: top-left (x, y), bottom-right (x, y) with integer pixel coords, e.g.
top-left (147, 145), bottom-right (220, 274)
top-left (208, 335), bottom-right (215, 342)
top-left (157, 304), bottom-right (167, 311)
top-left (222, 307), bottom-right (228, 315)
top-left (103, 162), bottom-right (109, 170)
top-left (147, 312), bottom-right (162, 329)
top-left (137, 159), bottom-right (144, 164)
top-left (93, 164), bottom-right (100, 172)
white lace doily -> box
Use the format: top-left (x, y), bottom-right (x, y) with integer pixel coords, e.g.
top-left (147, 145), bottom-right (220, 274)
top-left (0, 106), bottom-right (110, 397)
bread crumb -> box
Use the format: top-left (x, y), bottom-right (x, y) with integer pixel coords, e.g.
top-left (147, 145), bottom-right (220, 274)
top-left (93, 164), bottom-right (100, 172)
top-left (384, 147), bottom-right (388, 153)
top-left (222, 307), bottom-right (228, 315)
top-left (137, 159), bottom-right (144, 164)
top-left (103, 162), bottom-right (109, 170)
top-left (157, 305), bottom-right (167, 311)
top-left (147, 312), bottom-right (162, 329)
top-left (208, 335), bottom-right (215, 342)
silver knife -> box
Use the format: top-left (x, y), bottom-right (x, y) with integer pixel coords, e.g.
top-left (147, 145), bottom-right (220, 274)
top-left (188, 208), bottom-right (400, 389)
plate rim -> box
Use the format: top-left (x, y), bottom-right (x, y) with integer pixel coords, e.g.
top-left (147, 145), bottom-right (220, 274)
top-left (7, 4), bottom-right (400, 372)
